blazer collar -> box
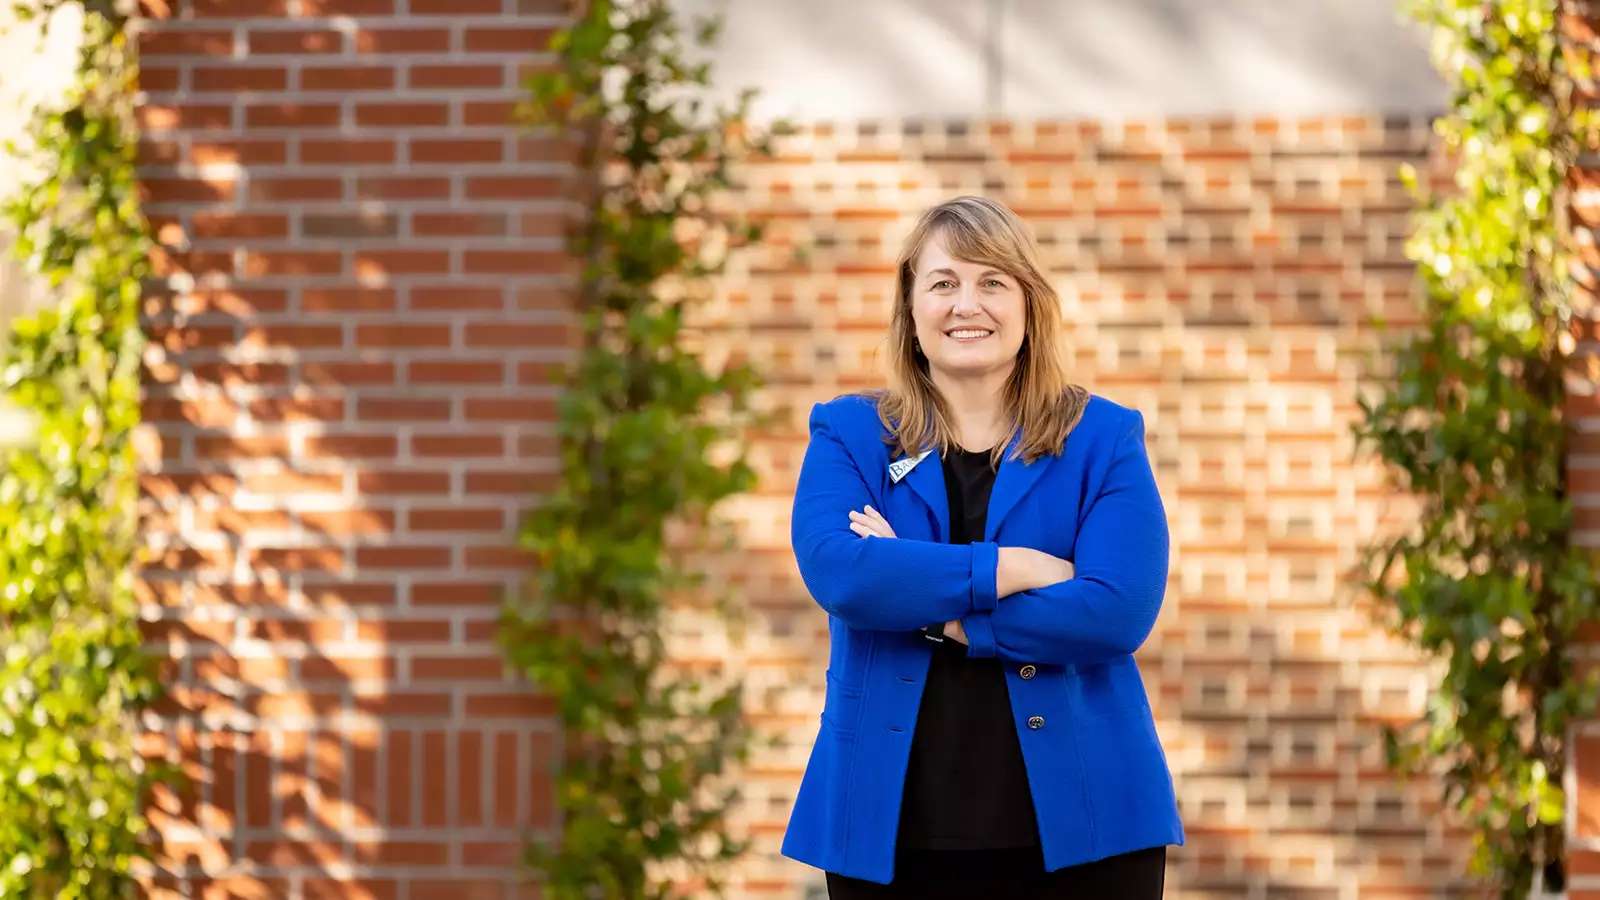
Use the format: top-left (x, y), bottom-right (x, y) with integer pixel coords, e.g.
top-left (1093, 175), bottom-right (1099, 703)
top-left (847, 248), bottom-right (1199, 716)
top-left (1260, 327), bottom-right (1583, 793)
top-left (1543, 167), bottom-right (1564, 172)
top-left (895, 426), bottom-right (1052, 544)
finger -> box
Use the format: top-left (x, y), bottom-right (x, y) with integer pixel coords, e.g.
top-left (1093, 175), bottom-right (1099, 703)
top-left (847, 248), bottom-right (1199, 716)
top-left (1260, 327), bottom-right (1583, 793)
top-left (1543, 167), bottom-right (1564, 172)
top-left (851, 515), bottom-right (889, 534)
top-left (863, 505), bottom-right (896, 537)
top-left (848, 519), bottom-right (889, 539)
top-left (848, 509), bottom-right (890, 535)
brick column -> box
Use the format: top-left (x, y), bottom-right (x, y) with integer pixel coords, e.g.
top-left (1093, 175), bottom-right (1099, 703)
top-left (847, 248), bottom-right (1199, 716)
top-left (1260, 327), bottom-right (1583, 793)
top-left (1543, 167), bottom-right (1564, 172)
top-left (133, 1), bottom-right (574, 895)
top-left (1566, 1), bottom-right (1600, 895)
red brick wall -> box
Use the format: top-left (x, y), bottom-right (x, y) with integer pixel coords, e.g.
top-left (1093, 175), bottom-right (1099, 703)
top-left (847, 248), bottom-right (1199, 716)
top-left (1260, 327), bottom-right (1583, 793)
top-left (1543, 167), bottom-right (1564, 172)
top-left (132, 1), bottom-right (573, 896)
top-left (127, 3), bottom-right (1488, 898)
top-left (731, 116), bottom-right (1483, 895)
top-left (1571, 374), bottom-right (1600, 891)
top-left (1569, 3), bottom-right (1600, 895)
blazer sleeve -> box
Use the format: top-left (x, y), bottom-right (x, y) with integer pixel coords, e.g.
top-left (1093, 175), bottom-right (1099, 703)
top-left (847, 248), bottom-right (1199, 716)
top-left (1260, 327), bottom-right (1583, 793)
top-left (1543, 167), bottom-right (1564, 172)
top-left (960, 409), bottom-right (1169, 667)
top-left (790, 400), bottom-right (1002, 630)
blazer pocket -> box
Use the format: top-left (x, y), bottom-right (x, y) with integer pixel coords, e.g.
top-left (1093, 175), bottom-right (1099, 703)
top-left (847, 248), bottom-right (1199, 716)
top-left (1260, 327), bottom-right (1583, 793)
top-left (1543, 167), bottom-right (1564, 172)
top-left (821, 668), bottom-right (865, 737)
top-left (1068, 656), bottom-right (1154, 722)
top-left (1076, 703), bottom-right (1176, 816)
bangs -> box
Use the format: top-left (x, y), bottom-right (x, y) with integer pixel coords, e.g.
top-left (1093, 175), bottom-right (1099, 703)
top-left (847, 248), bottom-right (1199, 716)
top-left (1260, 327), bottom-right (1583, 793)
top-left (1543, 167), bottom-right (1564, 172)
top-left (922, 213), bottom-right (1029, 281)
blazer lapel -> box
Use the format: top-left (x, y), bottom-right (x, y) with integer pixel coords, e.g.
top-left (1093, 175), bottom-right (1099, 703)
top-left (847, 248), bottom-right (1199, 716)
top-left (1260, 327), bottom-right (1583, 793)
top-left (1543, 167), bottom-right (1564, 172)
top-left (892, 427), bottom-right (1054, 545)
top-left (899, 446), bottom-right (950, 542)
top-left (983, 427), bottom-right (1050, 544)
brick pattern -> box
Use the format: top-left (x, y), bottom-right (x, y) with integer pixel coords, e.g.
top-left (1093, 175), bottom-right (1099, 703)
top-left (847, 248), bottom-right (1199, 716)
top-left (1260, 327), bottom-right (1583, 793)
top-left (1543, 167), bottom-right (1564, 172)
top-left (126, 2), bottom-right (1491, 898)
top-left (132, 1), bottom-right (573, 896)
top-left (1569, 2), bottom-right (1600, 897)
top-left (721, 116), bottom-right (1485, 897)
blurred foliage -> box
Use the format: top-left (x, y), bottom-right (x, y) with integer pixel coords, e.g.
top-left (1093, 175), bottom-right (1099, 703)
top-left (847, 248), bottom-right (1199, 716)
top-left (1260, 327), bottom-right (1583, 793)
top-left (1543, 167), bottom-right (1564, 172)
top-left (498, 1), bottom-right (796, 896)
top-left (0, 1), bottom-right (172, 896)
top-left (1354, 0), bottom-right (1600, 895)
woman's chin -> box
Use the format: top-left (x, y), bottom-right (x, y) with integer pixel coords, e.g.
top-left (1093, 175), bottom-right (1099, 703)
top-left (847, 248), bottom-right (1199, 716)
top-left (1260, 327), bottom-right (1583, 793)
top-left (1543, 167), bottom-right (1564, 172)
top-left (931, 356), bottom-right (1014, 378)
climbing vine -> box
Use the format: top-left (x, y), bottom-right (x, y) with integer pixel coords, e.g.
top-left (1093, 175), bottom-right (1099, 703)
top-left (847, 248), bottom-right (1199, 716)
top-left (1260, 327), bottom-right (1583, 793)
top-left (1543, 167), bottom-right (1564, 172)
top-left (0, 1), bottom-right (167, 896)
top-left (1353, 1), bottom-right (1600, 895)
top-left (498, 1), bottom-right (794, 896)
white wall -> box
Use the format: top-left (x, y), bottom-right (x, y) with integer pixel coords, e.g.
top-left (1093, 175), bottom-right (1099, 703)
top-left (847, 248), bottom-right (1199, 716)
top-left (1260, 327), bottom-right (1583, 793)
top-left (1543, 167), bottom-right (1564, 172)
top-left (0, 2), bottom-right (82, 446)
top-left (0, 2), bottom-right (82, 202)
top-left (671, 0), bottom-right (1448, 123)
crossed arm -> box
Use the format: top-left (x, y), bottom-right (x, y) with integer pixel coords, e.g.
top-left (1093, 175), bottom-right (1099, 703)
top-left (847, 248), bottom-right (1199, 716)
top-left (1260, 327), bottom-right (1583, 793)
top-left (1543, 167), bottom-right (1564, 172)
top-left (790, 401), bottom-right (1170, 668)
top-left (845, 504), bottom-right (1070, 642)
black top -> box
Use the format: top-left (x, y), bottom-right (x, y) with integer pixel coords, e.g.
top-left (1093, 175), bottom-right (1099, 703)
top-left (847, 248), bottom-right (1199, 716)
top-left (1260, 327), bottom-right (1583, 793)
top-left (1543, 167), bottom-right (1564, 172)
top-left (896, 443), bottom-right (1041, 850)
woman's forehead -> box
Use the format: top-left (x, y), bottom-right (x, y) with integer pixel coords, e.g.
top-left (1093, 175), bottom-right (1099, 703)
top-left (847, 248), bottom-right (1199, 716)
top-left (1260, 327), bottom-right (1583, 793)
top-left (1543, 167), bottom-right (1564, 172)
top-left (915, 255), bottom-right (1010, 280)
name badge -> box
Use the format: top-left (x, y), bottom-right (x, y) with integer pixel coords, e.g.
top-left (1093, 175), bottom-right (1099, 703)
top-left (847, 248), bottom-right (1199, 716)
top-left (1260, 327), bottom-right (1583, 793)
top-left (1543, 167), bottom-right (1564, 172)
top-left (888, 448), bottom-right (933, 484)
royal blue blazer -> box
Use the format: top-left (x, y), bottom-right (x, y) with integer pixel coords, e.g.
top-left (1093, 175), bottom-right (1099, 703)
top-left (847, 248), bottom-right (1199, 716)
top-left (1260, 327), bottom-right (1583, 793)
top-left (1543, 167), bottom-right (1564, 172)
top-left (779, 390), bottom-right (1185, 884)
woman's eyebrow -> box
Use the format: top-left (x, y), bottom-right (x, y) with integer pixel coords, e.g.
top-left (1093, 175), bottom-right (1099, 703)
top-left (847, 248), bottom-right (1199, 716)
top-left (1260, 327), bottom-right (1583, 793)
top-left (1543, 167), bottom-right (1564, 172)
top-left (925, 268), bottom-right (1008, 280)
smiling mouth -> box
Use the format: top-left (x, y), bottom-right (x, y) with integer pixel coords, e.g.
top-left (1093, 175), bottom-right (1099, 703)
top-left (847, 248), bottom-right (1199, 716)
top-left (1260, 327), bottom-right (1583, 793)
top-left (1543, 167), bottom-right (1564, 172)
top-left (945, 328), bottom-right (993, 342)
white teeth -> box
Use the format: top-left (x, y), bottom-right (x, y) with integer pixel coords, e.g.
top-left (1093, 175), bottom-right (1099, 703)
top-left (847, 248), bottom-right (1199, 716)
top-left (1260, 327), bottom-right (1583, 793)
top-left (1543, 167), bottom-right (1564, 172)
top-left (947, 329), bottom-right (991, 339)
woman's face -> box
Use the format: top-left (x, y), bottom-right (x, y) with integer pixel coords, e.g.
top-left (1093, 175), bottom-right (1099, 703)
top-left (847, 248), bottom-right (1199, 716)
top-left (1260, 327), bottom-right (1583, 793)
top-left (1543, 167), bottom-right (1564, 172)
top-left (909, 230), bottom-right (1027, 382)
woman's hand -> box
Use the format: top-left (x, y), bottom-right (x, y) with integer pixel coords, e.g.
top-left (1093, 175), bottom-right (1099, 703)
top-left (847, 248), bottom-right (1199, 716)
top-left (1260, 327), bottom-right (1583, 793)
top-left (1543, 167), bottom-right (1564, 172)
top-left (847, 504), bottom-right (896, 539)
top-left (1031, 548), bottom-right (1075, 587)
top-left (998, 546), bottom-right (1074, 597)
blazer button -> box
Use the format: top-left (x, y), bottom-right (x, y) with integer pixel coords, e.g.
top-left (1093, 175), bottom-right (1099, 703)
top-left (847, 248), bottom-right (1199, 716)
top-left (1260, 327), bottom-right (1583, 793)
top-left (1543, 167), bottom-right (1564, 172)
top-left (1019, 664), bottom-right (1037, 679)
top-left (1027, 715), bottom-right (1045, 730)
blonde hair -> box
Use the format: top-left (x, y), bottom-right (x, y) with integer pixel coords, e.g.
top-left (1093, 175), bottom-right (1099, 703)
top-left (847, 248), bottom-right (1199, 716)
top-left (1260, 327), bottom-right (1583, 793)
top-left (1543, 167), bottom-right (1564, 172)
top-left (859, 195), bottom-right (1089, 469)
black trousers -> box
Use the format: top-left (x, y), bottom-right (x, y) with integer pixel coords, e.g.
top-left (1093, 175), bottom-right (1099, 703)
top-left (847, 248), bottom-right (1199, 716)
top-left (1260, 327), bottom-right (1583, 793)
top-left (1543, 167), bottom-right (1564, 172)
top-left (825, 843), bottom-right (1166, 899)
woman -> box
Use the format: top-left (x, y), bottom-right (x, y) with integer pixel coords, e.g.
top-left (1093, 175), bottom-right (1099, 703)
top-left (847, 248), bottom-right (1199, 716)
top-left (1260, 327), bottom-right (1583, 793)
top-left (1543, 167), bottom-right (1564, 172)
top-left (780, 196), bottom-right (1184, 897)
